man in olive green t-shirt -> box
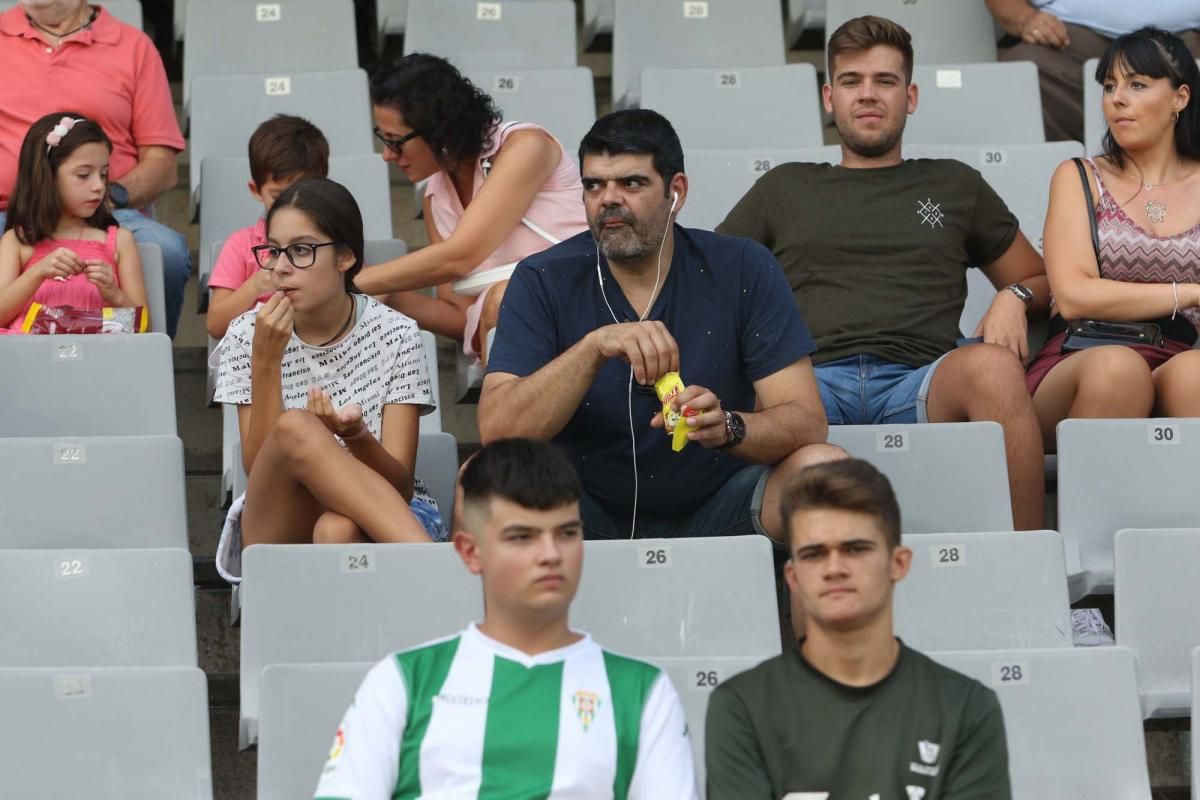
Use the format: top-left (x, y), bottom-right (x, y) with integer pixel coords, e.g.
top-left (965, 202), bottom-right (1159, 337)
top-left (705, 459), bottom-right (1011, 800)
top-left (718, 15), bottom-right (1049, 530)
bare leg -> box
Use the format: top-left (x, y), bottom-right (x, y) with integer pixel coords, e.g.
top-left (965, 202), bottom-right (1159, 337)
top-left (1032, 346), bottom-right (1155, 448)
top-left (1153, 350), bottom-right (1200, 417)
top-left (313, 511), bottom-right (370, 544)
top-left (241, 410), bottom-right (432, 546)
top-left (926, 344), bottom-right (1045, 530)
top-left (758, 443), bottom-right (851, 543)
top-left (476, 279), bottom-right (509, 369)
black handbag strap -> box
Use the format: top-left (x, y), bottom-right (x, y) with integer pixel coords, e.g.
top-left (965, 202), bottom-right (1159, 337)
top-left (1072, 157), bottom-right (1101, 260)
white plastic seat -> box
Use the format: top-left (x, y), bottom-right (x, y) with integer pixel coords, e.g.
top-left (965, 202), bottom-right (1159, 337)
top-left (678, 146), bottom-right (841, 230)
top-left (1114, 527), bottom-right (1200, 718)
top-left (641, 64), bottom-right (822, 150)
top-left (0, 666), bottom-right (212, 800)
top-left (612, 0), bottom-right (785, 108)
top-left (826, 422), bottom-right (1014, 533)
top-left (1057, 418), bottom-right (1200, 598)
top-left (931, 647), bottom-right (1150, 799)
top-left (0, 436), bottom-right (187, 550)
top-left (463, 67), bottom-right (596, 157)
top-left (0, 548), bottom-right (197, 667)
top-left (826, 0), bottom-right (997, 65)
top-left (0, 334), bottom-right (176, 436)
top-left (183, 0), bottom-right (358, 109)
top-left (895, 531), bottom-right (1071, 651)
top-left (405, 0), bottom-right (576, 70)
top-left (906, 62), bottom-right (1044, 145)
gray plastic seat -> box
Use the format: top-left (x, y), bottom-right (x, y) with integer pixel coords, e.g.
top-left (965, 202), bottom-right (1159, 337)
top-left (198, 154), bottom-right (393, 292)
top-left (1115, 528), bottom-right (1200, 718)
top-left (416, 431), bottom-right (457, 523)
top-left (906, 62), bottom-right (1044, 145)
top-left (0, 0), bottom-right (143, 28)
top-left (786, 0), bottom-right (824, 46)
top-left (826, 422), bottom-right (1014, 533)
top-left (135, 242), bottom-right (168, 334)
top-left (1057, 419), bottom-right (1200, 598)
top-left (1084, 58), bottom-right (1200, 155)
top-left (0, 666), bottom-right (212, 800)
top-left (612, 0), bottom-right (785, 108)
top-left (189, 69), bottom-right (374, 212)
top-left (0, 548), bottom-right (197, 667)
top-left (0, 334), bottom-right (175, 436)
top-left (582, 0), bottom-right (613, 49)
top-left (183, 0), bottom-right (358, 109)
top-left (641, 64), bottom-right (823, 150)
top-left (239, 542), bottom-right (483, 746)
top-left (376, 0), bottom-right (408, 39)
top-left (677, 145), bottom-right (841, 231)
top-left (657, 655), bottom-right (762, 790)
top-left (0, 436), bottom-right (187, 550)
top-left (895, 531), bottom-right (1071, 651)
top-left (826, 0), bottom-right (997, 64)
top-left (258, 662), bottom-right (373, 800)
top-left (463, 67), bottom-right (596, 156)
top-left (931, 647), bottom-right (1150, 799)
top-left (572, 536), bottom-right (782, 659)
top-left (405, 0), bottom-right (576, 70)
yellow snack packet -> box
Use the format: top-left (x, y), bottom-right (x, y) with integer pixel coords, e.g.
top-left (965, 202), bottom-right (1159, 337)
top-left (654, 371), bottom-right (695, 452)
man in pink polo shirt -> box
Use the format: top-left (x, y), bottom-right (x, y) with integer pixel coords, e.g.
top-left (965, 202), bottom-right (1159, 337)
top-left (0, 0), bottom-right (189, 336)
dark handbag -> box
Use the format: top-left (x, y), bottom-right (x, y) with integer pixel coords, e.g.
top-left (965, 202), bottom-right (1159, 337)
top-left (1060, 159), bottom-right (1184, 351)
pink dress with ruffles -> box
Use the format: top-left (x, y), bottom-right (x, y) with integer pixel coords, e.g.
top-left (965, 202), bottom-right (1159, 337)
top-left (3, 225), bottom-right (120, 332)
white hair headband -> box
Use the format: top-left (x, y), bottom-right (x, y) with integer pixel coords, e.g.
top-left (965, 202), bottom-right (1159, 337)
top-left (45, 117), bottom-right (85, 153)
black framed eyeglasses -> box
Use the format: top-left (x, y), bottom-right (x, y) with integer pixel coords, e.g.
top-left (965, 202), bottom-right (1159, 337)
top-left (251, 242), bottom-right (343, 270)
top-left (373, 126), bottom-right (422, 153)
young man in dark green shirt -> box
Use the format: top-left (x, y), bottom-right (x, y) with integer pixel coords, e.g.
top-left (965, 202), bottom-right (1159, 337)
top-left (705, 459), bottom-right (1011, 799)
top-left (718, 16), bottom-right (1049, 530)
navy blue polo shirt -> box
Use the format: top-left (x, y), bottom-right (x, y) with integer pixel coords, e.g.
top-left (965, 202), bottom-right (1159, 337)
top-left (487, 226), bottom-right (816, 526)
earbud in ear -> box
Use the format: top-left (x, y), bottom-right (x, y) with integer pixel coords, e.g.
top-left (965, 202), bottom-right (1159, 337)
top-left (670, 191), bottom-right (679, 212)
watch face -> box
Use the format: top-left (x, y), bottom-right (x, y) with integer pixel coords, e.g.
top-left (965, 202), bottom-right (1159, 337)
top-left (109, 184), bottom-right (128, 208)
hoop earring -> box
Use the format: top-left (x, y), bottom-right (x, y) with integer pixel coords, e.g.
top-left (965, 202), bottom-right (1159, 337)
top-left (1173, 110), bottom-right (1180, 124)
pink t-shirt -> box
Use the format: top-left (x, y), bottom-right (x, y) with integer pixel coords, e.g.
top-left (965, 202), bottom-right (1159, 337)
top-left (208, 219), bottom-right (271, 300)
top-left (0, 6), bottom-right (185, 208)
top-left (424, 122), bottom-right (587, 273)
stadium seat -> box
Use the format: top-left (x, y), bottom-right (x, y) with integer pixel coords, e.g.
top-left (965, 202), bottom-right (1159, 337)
top-left (1083, 58), bottom-right (1200, 156)
top-left (239, 542), bottom-right (483, 746)
top-left (641, 64), bottom-right (823, 150)
top-left (197, 154), bottom-right (394, 296)
top-left (677, 145), bottom-right (842, 231)
top-left (903, 141), bottom-right (1084, 336)
top-left (136, 242), bottom-right (168, 334)
top-left (0, 436), bottom-right (187, 550)
top-left (258, 662), bottom-right (373, 800)
top-left (0, 334), bottom-right (176, 437)
top-left (405, 0), bottom-right (576, 70)
top-left (183, 0), bottom-right (358, 109)
top-left (0, 548), bottom-right (197, 667)
top-left (572, 536), bottom-right (782, 658)
top-left (1057, 419), bottom-right (1200, 598)
top-left (931, 647), bottom-right (1151, 798)
top-left (188, 70), bottom-right (375, 215)
top-left (612, 0), bottom-right (786, 108)
top-left (582, 0), bottom-right (613, 49)
top-left (895, 531), bottom-right (1072, 652)
top-left (658, 655), bottom-right (762, 789)
top-left (785, 0), bottom-right (824, 47)
top-left (463, 67), bottom-right (597, 158)
top-left (376, 0), bottom-right (408, 43)
top-left (416, 431), bottom-right (457, 523)
top-left (905, 62), bottom-right (1044, 145)
top-left (1115, 528), bottom-right (1200, 718)
top-left (0, 0), bottom-right (144, 29)
top-left (826, 0), bottom-right (997, 64)
top-left (826, 422), bottom-right (1014, 533)
top-left (0, 667), bottom-right (212, 799)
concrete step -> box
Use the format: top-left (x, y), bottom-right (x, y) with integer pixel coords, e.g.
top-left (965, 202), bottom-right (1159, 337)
top-left (208, 704), bottom-right (256, 800)
top-left (175, 346), bottom-right (221, 452)
top-left (188, 473), bottom-right (225, 559)
top-left (196, 586), bottom-right (238, 676)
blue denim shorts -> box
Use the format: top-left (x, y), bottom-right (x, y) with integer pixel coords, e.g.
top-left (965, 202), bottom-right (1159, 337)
top-left (813, 354), bottom-right (946, 425)
top-left (581, 464), bottom-right (771, 540)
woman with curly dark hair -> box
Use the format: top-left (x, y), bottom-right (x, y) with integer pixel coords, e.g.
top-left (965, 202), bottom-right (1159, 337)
top-left (356, 54), bottom-right (587, 364)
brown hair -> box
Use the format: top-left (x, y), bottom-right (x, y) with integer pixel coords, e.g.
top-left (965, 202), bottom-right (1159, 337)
top-left (4, 112), bottom-right (117, 246)
top-left (247, 114), bottom-right (330, 188)
top-left (780, 459), bottom-right (901, 549)
top-left (827, 15), bottom-right (914, 83)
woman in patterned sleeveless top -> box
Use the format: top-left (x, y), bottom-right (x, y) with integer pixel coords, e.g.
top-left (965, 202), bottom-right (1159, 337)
top-left (1027, 27), bottom-right (1200, 448)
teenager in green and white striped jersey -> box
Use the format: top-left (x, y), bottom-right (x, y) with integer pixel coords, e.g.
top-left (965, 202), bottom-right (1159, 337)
top-left (314, 439), bottom-right (698, 800)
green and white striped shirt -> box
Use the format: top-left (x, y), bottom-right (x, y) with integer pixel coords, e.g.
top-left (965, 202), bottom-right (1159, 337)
top-left (314, 624), bottom-right (697, 800)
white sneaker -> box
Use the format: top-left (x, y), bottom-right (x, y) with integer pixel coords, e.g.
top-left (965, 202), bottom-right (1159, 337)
top-left (1072, 608), bottom-right (1114, 646)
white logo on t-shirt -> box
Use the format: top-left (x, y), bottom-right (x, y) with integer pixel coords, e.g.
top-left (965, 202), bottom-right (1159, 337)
top-left (917, 198), bottom-right (945, 229)
top-left (906, 786), bottom-right (927, 800)
top-left (918, 740), bottom-right (941, 764)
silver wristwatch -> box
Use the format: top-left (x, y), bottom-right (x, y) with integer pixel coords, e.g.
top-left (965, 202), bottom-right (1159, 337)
top-left (1006, 283), bottom-right (1033, 308)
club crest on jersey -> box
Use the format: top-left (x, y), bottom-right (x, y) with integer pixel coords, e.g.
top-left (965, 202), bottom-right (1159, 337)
top-left (572, 690), bottom-right (602, 732)
top-left (906, 786), bottom-right (927, 800)
top-left (328, 726), bottom-right (345, 761)
top-left (918, 740), bottom-right (940, 764)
